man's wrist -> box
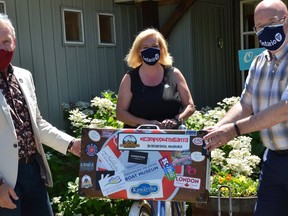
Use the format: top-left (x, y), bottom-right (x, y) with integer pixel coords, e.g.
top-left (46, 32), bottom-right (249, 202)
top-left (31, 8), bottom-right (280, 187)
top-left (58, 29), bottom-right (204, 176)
top-left (67, 139), bottom-right (75, 152)
top-left (234, 122), bottom-right (241, 136)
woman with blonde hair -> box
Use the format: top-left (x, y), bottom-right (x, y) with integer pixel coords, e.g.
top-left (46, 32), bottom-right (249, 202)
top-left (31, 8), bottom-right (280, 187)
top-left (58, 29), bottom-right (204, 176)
top-left (125, 28), bottom-right (173, 68)
top-left (116, 28), bottom-right (195, 129)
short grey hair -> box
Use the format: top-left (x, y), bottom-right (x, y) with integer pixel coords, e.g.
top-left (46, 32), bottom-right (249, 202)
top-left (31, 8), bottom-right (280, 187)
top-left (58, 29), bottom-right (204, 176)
top-left (0, 13), bottom-right (16, 37)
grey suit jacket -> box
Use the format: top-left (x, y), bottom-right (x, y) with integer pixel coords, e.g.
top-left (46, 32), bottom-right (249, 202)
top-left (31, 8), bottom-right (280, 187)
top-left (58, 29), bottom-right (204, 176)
top-left (0, 66), bottom-right (74, 188)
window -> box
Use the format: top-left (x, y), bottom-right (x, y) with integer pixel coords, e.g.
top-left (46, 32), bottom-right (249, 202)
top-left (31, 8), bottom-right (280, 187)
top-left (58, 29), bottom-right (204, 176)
top-left (0, 1), bottom-right (6, 14)
top-left (97, 13), bottom-right (116, 45)
top-left (62, 8), bottom-right (84, 45)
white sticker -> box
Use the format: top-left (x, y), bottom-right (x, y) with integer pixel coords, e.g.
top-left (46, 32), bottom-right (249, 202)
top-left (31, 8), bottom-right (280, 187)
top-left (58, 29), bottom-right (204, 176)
top-left (81, 175), bottom-right (93, 188)
top-left (99, 172), bottom-right (126, 196)
top-left (126, 179), bottom-right (164, 199)
top-left (174, 176), bottom-right (201, 190)
top-left (97, 146), bottom-right (125, 172)
top-left (118, 133), bottom-right (190, 151)
top-left (89, 130), bottom-right (101, 142)
top-left (191, 151), bottom-right (205, 162)
top-left (192, 137), bottom-right (203, 146)
top-left (124, 161), bottom-right (164, 182)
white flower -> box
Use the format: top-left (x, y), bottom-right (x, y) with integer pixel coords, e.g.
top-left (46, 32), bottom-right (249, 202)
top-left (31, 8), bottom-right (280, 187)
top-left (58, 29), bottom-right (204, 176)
top-left (89, 119), bottom-right (106, 128)
top-left (52, 196), bottom-right (61, 204)
top-left (211, 149), bottom-right (225, 166)
top-left (91, 97), bottom-right (115, 110)
top-left (68, 109), bottom-right (91, 127)
top-left (211, 135), bottom-right (261, 177)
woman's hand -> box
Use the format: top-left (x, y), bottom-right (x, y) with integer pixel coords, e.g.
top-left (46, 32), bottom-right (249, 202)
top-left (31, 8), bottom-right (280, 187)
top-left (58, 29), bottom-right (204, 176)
top-left (160, 119), bottom-right (178, 129)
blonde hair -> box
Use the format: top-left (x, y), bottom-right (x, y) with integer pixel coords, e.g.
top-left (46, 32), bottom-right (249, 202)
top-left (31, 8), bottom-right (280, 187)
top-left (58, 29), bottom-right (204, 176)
top-left (125, 28), bottom-right (173, 68)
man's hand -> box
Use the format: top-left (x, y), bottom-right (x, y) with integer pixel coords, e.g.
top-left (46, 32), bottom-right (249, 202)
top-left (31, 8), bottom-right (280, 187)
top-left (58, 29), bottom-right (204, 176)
top-left (204, 123), bottom-right (237, 151)
top-left (0, 182), bottom-right (18, 209)
top-left (69, 139), bottom-right (81, 157)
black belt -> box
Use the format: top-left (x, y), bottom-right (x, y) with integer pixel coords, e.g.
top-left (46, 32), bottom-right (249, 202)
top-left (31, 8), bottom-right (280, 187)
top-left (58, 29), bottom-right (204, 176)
top-left (273, 149), bottom-right (288, 155)
top-left (19, 154), bottom-right (36, 164)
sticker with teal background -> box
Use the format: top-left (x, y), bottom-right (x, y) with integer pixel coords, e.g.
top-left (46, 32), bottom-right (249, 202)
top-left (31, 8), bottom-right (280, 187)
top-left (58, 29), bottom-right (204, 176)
top-left (238, 48), bottom-right (265, 70)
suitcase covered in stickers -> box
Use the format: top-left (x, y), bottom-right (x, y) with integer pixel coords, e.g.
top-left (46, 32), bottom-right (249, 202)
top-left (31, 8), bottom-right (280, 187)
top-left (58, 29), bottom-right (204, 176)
top-left (78, 127), bottom-right (210, 203)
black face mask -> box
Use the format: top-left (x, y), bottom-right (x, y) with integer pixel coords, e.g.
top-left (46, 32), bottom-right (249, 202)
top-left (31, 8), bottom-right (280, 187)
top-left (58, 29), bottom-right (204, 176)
top-left (257, 24), bottom-right (286, 51)
top-left (141, 47), bottom-right (160, 65)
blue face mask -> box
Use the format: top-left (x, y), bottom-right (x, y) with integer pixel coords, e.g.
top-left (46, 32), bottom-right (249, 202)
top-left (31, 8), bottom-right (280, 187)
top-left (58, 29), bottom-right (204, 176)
top-left (257, 24), bottom-right (286, 51)
top-left (141, 47), bottom-right (160, 65)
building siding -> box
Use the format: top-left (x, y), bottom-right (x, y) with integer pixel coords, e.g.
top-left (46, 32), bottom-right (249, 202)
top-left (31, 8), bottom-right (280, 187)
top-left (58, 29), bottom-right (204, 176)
top-left (4, 0), bottom-right (240, 130)
top-left (160, 0), bottom-right (238, 108)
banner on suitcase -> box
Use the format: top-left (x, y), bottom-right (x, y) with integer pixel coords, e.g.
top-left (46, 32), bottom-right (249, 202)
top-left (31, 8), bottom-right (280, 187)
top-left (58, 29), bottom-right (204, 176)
top-left (78, 127), bottom-right (210, 203)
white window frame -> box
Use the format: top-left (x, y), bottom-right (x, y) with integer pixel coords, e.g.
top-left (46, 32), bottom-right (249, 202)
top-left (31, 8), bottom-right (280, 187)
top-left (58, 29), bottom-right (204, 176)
top-left (0, 1), bottom-right (6, 14)
top-left (97, 12), bottom-right (116, 46)
top-left (61, 8), bottom-right (85, 45)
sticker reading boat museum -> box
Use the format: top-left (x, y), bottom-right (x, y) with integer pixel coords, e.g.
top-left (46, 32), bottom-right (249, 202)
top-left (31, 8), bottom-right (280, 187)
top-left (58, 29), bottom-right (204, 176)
top-left (124, 161), bottom-right (164, 182)
top-left (118, 133), bottom-right (190, 151)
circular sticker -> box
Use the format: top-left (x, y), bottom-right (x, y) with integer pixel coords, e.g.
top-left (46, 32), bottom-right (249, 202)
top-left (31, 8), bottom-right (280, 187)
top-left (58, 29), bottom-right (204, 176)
top-left (191, 151), bottom-right (205, 162)
top-left (89, 130), bottom-right (101, 142)
top-left (192, 137), bottom-right (203, 146)
top-left (81, 175), bottom-right (93, 188)
top-left (85, 143), bottom-right (99, 157)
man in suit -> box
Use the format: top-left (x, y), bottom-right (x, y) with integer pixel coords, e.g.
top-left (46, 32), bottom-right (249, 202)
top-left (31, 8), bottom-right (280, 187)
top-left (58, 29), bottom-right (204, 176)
top-left (0, 13), bottom-right (81, 215)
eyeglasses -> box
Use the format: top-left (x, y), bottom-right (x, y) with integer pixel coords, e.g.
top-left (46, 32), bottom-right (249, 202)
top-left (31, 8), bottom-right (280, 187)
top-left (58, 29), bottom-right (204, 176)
top-left (253, 16), bottom-right (286, 35)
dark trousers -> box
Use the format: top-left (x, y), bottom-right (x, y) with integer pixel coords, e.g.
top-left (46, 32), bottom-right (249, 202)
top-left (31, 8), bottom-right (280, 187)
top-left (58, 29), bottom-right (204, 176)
top-left (0, 160), bottom-right (53, 216)
top-left (254, 149), bottom-right (288, 216)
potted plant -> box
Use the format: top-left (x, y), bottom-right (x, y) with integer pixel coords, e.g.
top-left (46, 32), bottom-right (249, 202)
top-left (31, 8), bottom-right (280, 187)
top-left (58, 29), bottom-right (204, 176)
top-left (186, 97), bottom-right (264, 216)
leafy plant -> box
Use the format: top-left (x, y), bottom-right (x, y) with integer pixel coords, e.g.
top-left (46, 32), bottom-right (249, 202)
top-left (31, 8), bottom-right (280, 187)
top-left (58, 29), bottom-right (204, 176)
top-left (50, 90), bottom-right (130, 215)
top-left (209, 136), bottom-right (260, 197)
top-left (52, 178), bottom-right (133, 216)
top-left (62, 90), bottom-right (123, 137)
top-left (209, 172), bottom-right (258, 197)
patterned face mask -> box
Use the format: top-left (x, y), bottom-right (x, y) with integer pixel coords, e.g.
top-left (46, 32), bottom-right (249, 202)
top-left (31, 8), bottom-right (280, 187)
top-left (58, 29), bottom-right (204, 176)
top-left (141, 47), bottom-right (160, 65)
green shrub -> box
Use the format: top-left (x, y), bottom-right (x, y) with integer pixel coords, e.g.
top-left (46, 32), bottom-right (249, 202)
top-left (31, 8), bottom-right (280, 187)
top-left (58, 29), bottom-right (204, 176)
top-left (49, 90), bottom-right (131, 215)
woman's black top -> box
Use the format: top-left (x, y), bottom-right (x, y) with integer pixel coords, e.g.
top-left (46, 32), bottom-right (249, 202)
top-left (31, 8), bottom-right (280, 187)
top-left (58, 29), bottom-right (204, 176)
top-left (124, 66), bottom-right (182, 128)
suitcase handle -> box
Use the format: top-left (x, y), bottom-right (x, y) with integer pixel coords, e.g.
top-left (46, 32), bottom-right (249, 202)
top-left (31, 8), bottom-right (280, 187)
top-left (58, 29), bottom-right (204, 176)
top-left (136, 124), bottom-right (160, 129)
top-left (218, 185), bottom-right (232, 216)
